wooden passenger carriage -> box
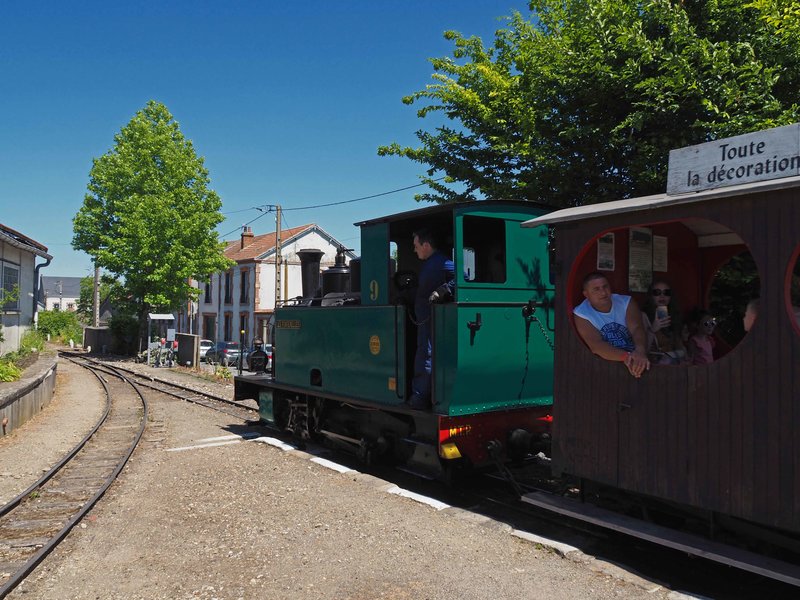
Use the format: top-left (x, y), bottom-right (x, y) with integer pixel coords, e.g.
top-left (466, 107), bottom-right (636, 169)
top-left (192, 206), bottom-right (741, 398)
top-left (523, 170), bottom-right (800, 581)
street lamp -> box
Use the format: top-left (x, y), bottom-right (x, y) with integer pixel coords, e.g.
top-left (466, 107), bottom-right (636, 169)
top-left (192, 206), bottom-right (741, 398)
top-left (238, 328), bottom-right (245, 375)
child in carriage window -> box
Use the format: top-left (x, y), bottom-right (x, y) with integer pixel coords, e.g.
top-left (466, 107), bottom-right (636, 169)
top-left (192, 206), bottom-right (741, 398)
top-left (688, 310), bottom-right (717, 365)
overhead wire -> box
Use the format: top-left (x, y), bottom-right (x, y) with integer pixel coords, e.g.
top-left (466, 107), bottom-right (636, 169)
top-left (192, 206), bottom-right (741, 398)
top-left (219, 176), bottom-right (444, 239)
top-left (219, 208), bottom-right (273, 239)
top-left (280, 178), bottom-right (444, 212)
top-left (221, 177), bottom-right (444, 238)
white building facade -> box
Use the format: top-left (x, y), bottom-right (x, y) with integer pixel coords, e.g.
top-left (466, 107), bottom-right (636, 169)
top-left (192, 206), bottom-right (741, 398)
top-left (39, 276), bottom-right (82, 312)
top-left (192, 224), bottom-right (355, 346)
top-left (0, 224), bottom-right (52, 354)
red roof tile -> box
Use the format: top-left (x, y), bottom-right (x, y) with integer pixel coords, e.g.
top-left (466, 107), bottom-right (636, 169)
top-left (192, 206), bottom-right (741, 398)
top-left (224, 224), bottom-right (314, 262)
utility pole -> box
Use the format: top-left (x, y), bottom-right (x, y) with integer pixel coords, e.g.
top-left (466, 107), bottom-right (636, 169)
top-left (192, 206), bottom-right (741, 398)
top-left (274, 205), bottom-right (282, 309)
top-left (93, 264), bottom-right (100, 327)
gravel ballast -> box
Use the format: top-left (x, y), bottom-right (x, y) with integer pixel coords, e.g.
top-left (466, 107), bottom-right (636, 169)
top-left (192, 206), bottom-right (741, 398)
top-left (4, 356), bottom-right (678, 600)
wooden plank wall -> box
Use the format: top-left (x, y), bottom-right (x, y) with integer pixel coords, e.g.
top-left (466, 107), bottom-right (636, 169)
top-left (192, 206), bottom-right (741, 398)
top-left (553, 186), bottom-right (800, 533)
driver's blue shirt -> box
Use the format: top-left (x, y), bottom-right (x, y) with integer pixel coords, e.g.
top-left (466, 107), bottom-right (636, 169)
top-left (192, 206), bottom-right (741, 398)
top-left (411, 251), bottom-right (455, 403)
top-left (414, 251), bottom-right (455, 325)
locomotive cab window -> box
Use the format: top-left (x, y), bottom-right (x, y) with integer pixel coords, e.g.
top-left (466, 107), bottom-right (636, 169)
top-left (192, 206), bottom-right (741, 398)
top-left (569, 218), bottom-right (760, 367)
top-left (461, 216), bottom-right (506, 283)
top-left (389, 216), bottom-right (453, 274)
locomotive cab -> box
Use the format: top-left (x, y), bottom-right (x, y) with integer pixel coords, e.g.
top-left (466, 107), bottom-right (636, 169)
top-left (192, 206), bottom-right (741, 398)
top-left (353, 201), bottom-right (556, 418)
top-left (238, 200), bottom-right (556, 477)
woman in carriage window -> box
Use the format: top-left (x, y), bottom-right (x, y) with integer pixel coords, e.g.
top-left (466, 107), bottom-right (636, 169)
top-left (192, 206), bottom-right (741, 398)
top-left (642, 280), bottom-right (688, 365)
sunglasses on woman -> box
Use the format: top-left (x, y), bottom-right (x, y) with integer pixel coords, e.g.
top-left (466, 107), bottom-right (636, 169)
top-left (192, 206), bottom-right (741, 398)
top-left (651, 288), bottom-right (672, 296)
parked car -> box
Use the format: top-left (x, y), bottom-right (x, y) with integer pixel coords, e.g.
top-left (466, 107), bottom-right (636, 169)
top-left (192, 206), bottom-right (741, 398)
top-left (263, 344), bottom-right (273, 370)
top-left (199, 339), bottom-right (213, 361)
top-left (205, 341), bottom-right (242, 367)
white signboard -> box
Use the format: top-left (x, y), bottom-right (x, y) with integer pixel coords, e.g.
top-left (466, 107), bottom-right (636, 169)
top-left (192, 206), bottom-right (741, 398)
top-left (667, 123), bottom-right (800, 195)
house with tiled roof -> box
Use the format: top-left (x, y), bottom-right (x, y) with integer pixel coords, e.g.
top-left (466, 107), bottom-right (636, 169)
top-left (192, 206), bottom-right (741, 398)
top-left (1, 223), bottom-right (52, 354)
top-left (39, 276), bottom-right (83, 312)
top-left (185, 223), bottom-right (355, 346)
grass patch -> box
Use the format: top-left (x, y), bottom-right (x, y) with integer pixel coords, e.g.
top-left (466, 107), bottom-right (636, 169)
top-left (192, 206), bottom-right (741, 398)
top-left (172, 364), bottom-right (233, 384)
top-left (0, 329), bottom-right (48, 382)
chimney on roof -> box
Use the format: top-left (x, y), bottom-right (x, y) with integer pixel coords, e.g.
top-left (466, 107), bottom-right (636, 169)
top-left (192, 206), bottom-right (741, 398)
top-left (241, 226), bottom-right (254, 249)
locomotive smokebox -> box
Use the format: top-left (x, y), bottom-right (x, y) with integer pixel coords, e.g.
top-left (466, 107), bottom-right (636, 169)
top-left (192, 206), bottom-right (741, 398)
top-left (321, 246), bottom-right (351, 295)
top-left (297, 248), bottom-right (325, 299)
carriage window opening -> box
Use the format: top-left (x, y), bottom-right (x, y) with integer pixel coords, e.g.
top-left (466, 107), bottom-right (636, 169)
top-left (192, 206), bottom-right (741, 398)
top-left (708, 252), bottom-right (760, 349)
top-left (462, 216), bottom-right (506, 283)
top-left (570, 219), bottom-right (759, 370)
top-left (788, 248), bottom-right (800, 333)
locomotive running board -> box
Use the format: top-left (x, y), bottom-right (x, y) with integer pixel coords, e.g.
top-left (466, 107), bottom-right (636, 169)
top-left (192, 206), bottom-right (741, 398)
top-left (522, 491), bottom-right (800, 587)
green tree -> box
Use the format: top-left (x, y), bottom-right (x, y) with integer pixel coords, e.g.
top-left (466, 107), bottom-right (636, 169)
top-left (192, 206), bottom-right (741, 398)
top-left (37, 310), bottom-right (83, 345)
top-left (749, 0), bottom-right (800, 38)
top-left (73, 101), bottom-right (232, 340)
top-left (379, 0), bottom-right (800, 207)
top-left (76, 273), bottom-right (125, 323)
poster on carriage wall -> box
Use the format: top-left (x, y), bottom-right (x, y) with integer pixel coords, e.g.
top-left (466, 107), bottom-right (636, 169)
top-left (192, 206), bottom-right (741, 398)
top-left (597, 233), bottom-right (615, 271)
top-left (628, 227), bottom-right (652, 292)
top-left (667, 123), bottom-right (800, 194)
top-left (653, 235), bottom-right (668, 272)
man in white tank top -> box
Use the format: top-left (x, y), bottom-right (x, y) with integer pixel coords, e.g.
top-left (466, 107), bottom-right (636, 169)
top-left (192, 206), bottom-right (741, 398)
top-left (573, 272), bottom-right (650, 378)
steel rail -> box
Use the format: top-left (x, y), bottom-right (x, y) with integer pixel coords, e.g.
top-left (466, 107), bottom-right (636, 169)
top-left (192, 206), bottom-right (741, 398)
top-left (106, 366), bottom-right (255, 421)
top-left (0, 357), bottom-right (112, 519)
top-left (68, 354), bottom-right (256, 418)
top-left (0, 358), bottom-right (148, 599)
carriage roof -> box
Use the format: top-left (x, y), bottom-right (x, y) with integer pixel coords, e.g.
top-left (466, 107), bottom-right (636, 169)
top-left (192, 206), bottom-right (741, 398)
top-left (521, 174), bottom-right (800, 228)
top-left (355, 199), bottom-right (552, 227)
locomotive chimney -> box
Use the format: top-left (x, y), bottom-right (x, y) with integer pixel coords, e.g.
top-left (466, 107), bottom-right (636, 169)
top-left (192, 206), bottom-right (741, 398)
top-left (297, 248), bottom-right (324, 299)
top-left (240, 226), bottom-right (254, 249)
top-left (321, 245), bottom-right (351, 296)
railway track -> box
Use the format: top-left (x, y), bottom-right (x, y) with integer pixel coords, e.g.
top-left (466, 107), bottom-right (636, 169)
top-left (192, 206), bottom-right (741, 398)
top-left (0, 357), bottom-right (147, 598)
top-left (97, 354), bottom-right (800, 594)
top-left (69, 354), bottom-right (257, 423)
top-left (11, 354), bottom-right (794, 597)
top-left (0, 352), bottom-right (263, 597)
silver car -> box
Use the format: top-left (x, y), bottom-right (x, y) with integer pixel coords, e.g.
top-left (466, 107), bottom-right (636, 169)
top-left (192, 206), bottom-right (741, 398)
top-left (199, 339), bottom-right (213, 361)
top-left (205, 341), bottom-right (242, 367)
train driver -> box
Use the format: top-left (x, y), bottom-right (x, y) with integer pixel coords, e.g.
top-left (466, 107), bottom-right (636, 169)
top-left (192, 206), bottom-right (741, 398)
top-left (408, 227), bottom-right (455, 409)
top-left (573, 272), bottom-right (650, 378)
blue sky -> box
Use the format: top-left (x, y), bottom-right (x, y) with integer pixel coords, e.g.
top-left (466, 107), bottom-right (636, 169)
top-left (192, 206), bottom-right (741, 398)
top-left (1, 1), bottom-right (530, 277)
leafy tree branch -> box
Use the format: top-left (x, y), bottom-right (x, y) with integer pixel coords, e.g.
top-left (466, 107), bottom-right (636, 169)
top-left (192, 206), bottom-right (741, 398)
top-left (380, 0), bottom-right (800, 207)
